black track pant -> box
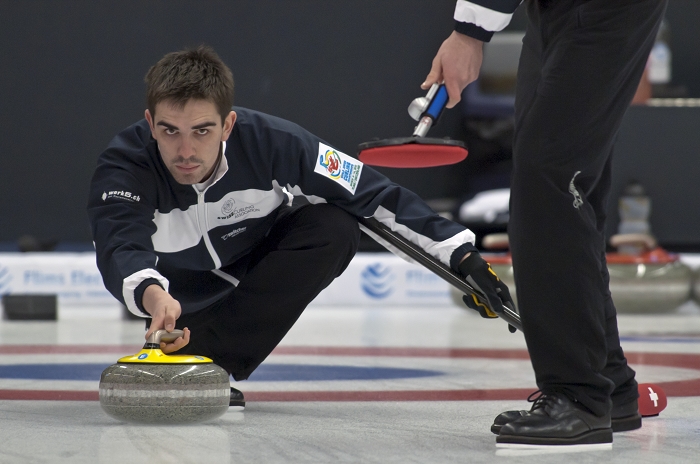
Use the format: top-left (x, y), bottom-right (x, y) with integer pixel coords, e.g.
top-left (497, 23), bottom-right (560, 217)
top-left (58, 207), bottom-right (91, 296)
top-left (170, 203), bottom-right (360, 381)
top-left (509, 0), bottom-right (667, 416)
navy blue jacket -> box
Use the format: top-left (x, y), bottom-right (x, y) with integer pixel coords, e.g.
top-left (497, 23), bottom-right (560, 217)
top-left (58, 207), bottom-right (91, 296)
top-left (88, 108), bottom-right (476, 316)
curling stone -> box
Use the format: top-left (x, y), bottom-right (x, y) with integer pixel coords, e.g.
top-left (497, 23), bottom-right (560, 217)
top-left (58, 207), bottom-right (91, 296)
top-left (607, 234), bottom-right (693, 313)
top-left (99, 329), bottom-right (230, 424)
top-left (450, 233), bottom-right (693, 314)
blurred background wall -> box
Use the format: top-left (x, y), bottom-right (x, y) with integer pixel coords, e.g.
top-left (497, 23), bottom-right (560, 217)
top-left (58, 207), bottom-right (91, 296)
top-left (0, 1), bottom-right (698, 248)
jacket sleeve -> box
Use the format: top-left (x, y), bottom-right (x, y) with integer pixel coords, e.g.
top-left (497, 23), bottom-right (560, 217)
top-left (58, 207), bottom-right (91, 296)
top-left (453, 0), bottom-right (522, 42)
top-left (87, 129), bottom-right (168, 317)
top-left (252, 116), bottom-right (478, 273)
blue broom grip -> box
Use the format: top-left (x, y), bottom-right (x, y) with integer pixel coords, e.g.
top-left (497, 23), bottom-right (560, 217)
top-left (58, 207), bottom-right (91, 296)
top-left (424, 84), bottom-right (448, 120)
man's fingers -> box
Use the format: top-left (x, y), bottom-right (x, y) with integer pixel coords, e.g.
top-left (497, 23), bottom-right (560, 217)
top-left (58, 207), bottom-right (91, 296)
top-left (421, 60), bottom-right (442, 89)
top-left (163, 305), bottom-right (180, 332)
top-left (164, 316), bottom-right (176, 332)
top-left (444, 80), bottom-right (463, 109)
top-left (179, 327), bottom-right (191, 347)
top-left (421, 74), bottom-right (438, 90)
top-left (160, 327), bottom-right (191, 354)
top-left (145, 313), bottom-right (165, 339)
top-left (160, 342), bottom-right (178, 354)
top-left (144, 304), bottom-right (180, 340)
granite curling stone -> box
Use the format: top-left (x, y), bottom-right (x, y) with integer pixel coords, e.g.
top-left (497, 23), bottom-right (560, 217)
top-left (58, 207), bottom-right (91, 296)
top-left (99, 329), bottom-right (231, 424)
top-left (449, 233), bottom-right (693, 314)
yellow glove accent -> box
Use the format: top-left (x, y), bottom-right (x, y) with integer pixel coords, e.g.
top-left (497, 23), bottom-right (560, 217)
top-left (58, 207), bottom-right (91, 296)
top-left (486, 263), bottom-right (500, 281)
top-left (471, 294), bottom-right (498, 318)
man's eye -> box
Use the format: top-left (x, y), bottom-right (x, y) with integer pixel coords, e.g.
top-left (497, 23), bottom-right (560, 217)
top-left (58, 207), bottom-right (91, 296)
top-left (196, 129), bottom-right (209, 135)
top-left (164, 128), bottom-right (177, 135)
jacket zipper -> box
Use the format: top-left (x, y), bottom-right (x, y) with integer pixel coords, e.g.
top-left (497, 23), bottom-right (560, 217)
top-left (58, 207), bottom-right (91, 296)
top-left (196, 189), bottom-right (222, 269)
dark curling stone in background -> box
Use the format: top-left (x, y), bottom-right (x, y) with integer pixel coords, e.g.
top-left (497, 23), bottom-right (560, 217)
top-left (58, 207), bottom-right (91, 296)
top-left (16, 235), bottom-right (57, 252)
top-left (2, 294), bottom-right (58, 320)
top-left (449, 233), bottom-right (694, 314)
top-left (99, 329), bottom-right (231, 424)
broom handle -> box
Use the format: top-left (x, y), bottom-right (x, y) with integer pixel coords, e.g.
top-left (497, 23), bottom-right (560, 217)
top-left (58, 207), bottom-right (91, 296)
top-left (358, 216), bottom-right (523, 332)
top-left (412, 84), bottom-right (449, 137)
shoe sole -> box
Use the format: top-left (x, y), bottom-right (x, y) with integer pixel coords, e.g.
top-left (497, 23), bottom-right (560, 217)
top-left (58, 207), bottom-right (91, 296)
top-left (496, 428), bottom-right (612, 446)
top-left (496, 443), bottom-right (613, 452)
top-left (492, 413), bottom-right (642, 435)
top-left (611, 413), bottom-right (641, 432)
top-left (229, 400), bottom-right (245, 411)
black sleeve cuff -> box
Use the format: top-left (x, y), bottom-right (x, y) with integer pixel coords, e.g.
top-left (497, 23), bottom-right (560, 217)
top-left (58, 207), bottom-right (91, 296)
top-left (450, 242), bottom-right (479, 274)
top-left (134, 278), bottom-right (163, 315)
top-left (454, 21), bottom-right (495, 43)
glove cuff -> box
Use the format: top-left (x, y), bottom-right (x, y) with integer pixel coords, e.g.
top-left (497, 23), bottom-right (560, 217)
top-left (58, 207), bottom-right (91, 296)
top-left (457, 252), bottom-right (484, 279)
top-left (450, 242), bottom-right (478, 273)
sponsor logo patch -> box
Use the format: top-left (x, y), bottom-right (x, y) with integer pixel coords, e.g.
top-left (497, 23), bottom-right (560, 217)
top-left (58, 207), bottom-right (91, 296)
top-left (102, 191), bottom-right (141, 202)
top-left (221, 227), bottom-right (246, 241)
top-left (217, 205), bottom-right (260, 220)
top-left (314, 143), bottom-right (363, 194)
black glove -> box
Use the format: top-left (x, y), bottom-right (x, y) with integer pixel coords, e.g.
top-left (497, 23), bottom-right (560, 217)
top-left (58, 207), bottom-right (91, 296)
top-left (457, 253), bottom-right (514, 321)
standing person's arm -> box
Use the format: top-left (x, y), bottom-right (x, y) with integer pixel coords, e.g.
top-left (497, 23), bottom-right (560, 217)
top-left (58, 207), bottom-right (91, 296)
top-left (423, 0), bottom-right (522, 108)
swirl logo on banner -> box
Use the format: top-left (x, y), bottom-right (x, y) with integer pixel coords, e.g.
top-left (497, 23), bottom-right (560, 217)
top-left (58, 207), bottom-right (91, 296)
top-left (0, 266), bottom-right (12, 294)
top-left (361, 263), bottom-right (395, 299)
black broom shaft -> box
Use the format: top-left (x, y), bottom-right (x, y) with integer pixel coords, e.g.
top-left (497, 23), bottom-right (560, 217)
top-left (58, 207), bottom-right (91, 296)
top-left (358, 216), bottom-right (523, 332)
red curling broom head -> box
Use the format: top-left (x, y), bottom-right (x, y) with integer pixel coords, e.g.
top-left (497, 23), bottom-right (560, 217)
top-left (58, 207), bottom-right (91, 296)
top-left (638, 383), bottom-right (667, 417)
top-left (357, 137), bottom-right (468, 168)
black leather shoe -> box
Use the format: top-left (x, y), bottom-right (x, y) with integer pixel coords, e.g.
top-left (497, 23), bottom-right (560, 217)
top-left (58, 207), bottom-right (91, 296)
top-left (610, 398), bottom-right (642, 432)
top-left (230, 387), bottom-right (245, 410)
top-left (492, 391), bottom-right (641, 434)
top-left (496, 392), bottom-right (612, 446)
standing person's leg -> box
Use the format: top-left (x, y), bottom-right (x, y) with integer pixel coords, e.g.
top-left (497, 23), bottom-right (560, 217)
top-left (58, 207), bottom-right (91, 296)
top-left (175, 203), bottom-right (360, 380)
top-left (589, 153), bottom-right (640, 422)
top-left (501, 0), bottom-right (666, 445)
top-left (491, 147), bottom-right (640, 436)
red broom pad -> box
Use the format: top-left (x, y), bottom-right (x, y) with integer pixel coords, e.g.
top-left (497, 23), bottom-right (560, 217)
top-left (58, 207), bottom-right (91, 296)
top-left (358, 137), bottom-right (468, 168)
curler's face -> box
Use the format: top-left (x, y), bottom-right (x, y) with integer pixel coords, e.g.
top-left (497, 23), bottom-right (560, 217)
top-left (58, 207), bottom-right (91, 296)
top-left (146, 99), bottom-right (235, 185)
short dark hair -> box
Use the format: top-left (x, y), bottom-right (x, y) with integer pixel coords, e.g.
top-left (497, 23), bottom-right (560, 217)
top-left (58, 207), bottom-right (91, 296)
top-left (145, 45), bottom-right (234, 123)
